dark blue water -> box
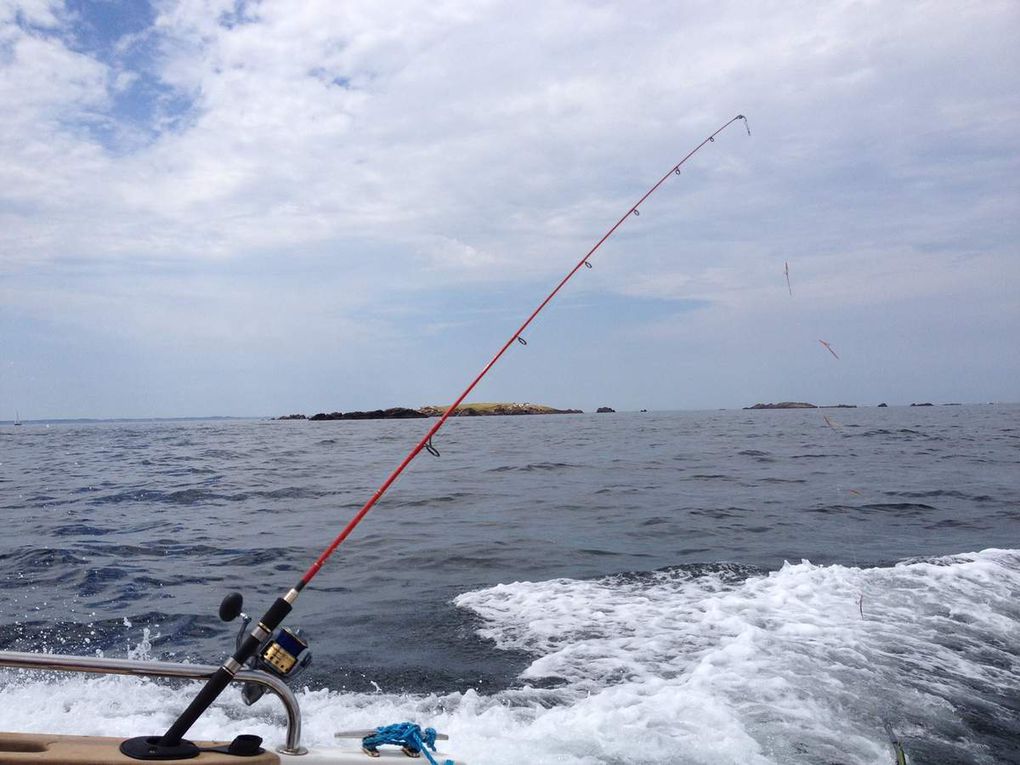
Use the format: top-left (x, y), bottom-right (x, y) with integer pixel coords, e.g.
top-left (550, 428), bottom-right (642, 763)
top-left (1, 405), bottom-right (1018, 763)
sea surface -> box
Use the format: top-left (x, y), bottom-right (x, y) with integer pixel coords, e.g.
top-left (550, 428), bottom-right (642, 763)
top-left (1, 406), bottom-right (1018, 764)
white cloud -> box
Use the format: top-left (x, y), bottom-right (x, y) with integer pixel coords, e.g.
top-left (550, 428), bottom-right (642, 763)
top-left (0, 0), bottom-right (63, 28)
top-left (1, 0), bottom-right (1018, 415)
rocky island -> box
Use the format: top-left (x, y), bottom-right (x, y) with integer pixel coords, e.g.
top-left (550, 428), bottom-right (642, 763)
top-left (277, 402), bottom-right (583, 420)
top-left (744, 402), bottom-right (817, 409)
top-left (743, 402), bottom-right (859, 410)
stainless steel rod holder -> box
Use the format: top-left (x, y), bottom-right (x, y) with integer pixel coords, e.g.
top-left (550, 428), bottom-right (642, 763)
top-left (0, 650), bottom-right (306, 755)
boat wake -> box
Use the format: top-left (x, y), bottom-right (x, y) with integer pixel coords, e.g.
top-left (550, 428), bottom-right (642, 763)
top-left (2, 549), bottom-right (1018, 764)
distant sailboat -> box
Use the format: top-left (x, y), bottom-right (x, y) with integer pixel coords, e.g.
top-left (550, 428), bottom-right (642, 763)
top-left (14, 411), bottom-right (22, 426)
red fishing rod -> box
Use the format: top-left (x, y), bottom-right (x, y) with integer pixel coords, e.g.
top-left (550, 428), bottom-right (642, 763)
top-left (124, 114), bottom-right (750, 760)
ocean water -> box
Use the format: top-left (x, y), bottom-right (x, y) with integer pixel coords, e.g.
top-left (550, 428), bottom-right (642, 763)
top-left (1, 406), bottom-right (1018, 764)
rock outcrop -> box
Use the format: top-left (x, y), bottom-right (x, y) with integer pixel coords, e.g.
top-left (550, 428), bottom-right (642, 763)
top-left (308, 408), bottom-right (427, 421)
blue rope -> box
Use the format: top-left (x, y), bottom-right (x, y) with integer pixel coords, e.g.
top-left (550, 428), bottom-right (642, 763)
top-left (361, 722), bottom-right (453, 765)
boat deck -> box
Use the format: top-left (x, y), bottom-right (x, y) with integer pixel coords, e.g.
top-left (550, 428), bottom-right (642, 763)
top-left (0, 733), bottom-right (281, 765)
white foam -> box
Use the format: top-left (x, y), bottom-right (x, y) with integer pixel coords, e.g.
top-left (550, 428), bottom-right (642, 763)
top-left (452, 549), bottom-right (1019, 764)
top-left (2, 550), bottom-right (1017, 764)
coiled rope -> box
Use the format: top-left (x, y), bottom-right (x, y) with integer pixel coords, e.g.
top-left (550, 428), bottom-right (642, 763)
top-left (361, 722), bottom-right (454, 765)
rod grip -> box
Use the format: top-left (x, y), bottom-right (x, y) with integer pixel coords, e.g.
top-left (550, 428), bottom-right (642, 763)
top-left (159, 667), bottom-right (234, 746)
top-left (159, 597), bottom-right (294, 746)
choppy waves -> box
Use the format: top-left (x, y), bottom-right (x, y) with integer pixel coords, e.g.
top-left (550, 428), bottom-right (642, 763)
top-left (2, 550), bottom-right (1017, 764)
top-left (3, 409), bottom-right (1019, 762)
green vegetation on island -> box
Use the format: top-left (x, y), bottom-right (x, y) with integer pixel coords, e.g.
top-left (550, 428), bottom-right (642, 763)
top-left (418, 402), bottom-right (583, 417)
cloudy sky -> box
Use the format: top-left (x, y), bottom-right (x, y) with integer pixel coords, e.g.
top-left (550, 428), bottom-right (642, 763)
top-left (1, 0), bottom-right (1017, 419)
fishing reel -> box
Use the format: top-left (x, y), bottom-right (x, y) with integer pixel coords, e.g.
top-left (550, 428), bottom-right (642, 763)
top-left (218, 592), bottom-right (312, 706)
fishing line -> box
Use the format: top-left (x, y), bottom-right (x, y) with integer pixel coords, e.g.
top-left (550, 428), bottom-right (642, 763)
top-left (812, 317), bottom-right (909, 762)
top-left (137, 114), bottom-right (751, 756)
top-left (297, 113), bottom-right (750, 591)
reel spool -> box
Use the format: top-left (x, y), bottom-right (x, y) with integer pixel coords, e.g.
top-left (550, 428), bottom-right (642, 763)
top-left (219, 592), bottom-right (313, 705)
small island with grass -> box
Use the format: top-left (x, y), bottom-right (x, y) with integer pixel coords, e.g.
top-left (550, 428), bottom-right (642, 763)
top-left (419, 402), bottom-right (583, 417)
top-left (277, 402), bottom-right (584, 420)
